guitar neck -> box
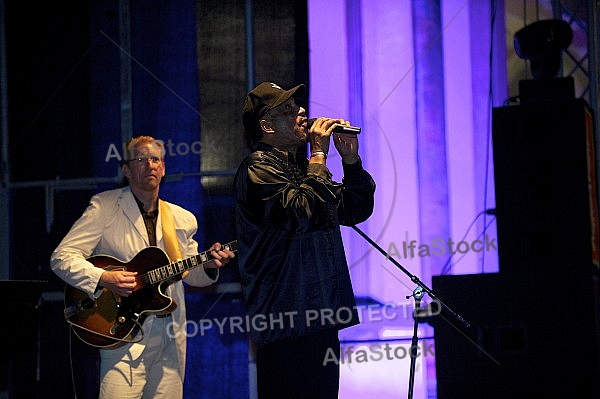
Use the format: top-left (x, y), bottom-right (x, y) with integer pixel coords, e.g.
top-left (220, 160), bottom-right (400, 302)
top-left (145, 240), bottom-right (237, 285)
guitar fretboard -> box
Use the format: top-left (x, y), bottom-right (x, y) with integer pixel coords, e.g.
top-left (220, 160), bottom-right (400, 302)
top-left (144, 241), bottom-right (237, 285)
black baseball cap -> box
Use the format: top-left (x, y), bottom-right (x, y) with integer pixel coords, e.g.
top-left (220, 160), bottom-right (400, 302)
top-left (242, 82), bottom-right (305, 131)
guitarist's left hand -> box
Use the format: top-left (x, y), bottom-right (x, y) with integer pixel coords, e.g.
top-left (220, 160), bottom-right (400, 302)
top-left (182, 242), bottom-right (236, 279)
top-left (206, 242), bottom-right (236, 268)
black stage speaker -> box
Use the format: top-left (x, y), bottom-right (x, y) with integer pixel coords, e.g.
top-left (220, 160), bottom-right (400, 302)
top-left (492, 98), bottom-right (599, 273)
top-left (432, 272), bottom-right (600, 399)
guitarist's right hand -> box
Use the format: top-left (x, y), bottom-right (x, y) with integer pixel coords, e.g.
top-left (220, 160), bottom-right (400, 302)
top-left (100, 270), bottom-right (138, 297)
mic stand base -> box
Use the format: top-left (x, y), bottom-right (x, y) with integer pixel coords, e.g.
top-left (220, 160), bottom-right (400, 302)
top-left (407, 287), bottom-right (424, 399)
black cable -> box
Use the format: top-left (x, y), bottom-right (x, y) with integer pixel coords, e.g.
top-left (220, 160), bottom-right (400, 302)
top-left (440, 209), bottom-right (496, 275)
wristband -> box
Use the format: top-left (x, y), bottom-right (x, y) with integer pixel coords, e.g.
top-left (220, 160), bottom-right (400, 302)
top-left (310, 151), bottom-right (327, 159)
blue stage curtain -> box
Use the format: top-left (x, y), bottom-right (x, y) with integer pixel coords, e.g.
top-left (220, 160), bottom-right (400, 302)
top-left (90, 0), bottom-right (204, 232)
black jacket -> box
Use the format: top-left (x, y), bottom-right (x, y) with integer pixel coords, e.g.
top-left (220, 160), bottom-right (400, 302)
top-left (234, 143), bottom-right (376, 346)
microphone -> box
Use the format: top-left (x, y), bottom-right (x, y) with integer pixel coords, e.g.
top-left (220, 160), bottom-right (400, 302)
top-left (307, 118), bottom-right (361, 134)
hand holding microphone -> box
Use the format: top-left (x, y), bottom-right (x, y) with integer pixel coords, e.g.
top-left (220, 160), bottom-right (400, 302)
top-left (307, 117), bottom-right (361, 165)
top-left (307, 118), bottom-right (361, 134)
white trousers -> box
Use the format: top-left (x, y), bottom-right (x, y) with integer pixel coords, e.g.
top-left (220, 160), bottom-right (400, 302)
top-left (98, 316), bottom-right (182, 399)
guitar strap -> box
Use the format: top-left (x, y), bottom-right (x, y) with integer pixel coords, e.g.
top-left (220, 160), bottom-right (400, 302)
top-left (159, 200), bottom-right (183, 262)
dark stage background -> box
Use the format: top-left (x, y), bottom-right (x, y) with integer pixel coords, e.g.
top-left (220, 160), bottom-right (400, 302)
top-left (3, 1), bottom-right (600, 398)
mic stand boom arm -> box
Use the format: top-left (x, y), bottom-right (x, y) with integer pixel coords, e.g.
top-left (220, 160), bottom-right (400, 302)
top-left (350, 225), bottom-right (470, 328)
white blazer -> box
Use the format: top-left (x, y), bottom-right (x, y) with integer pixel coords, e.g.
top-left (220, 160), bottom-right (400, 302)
top-left (50, 186), bottom-right (216, 378)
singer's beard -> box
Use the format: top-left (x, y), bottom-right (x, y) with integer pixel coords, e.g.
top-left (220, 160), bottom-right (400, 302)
top-left (294, 125), bottom-right (308, 143)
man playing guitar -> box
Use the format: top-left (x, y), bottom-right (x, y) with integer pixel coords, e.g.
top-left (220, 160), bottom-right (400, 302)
top-left (51, 136), bottom-right (235, 399)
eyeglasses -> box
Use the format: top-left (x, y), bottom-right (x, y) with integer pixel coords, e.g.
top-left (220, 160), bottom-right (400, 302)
top-left (265, 101), bottom-right (298, 119)
top-left (125, 156), bottom-right (162, 165)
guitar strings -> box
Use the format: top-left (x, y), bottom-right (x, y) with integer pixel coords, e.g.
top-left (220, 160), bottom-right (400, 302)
top-left (127, 242), bottom-right (238, 288)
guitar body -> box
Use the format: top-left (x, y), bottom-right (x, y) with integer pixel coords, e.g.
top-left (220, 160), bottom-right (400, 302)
top-left (64, 247), bottom-right (176, 349)
top-left (63, 240), bottom-right (237, 349)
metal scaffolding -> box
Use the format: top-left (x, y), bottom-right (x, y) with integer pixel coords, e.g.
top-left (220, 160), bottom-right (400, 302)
top-left (552, 0), bottom-right (600, 172)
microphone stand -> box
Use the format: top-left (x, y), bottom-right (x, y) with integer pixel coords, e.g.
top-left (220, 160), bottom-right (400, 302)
top-left (350, 225), bottom-right (471, 399)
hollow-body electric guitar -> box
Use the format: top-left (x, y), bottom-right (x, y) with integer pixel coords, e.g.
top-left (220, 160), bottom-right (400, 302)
top-left (63, 241), bottom-right (237, 349)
